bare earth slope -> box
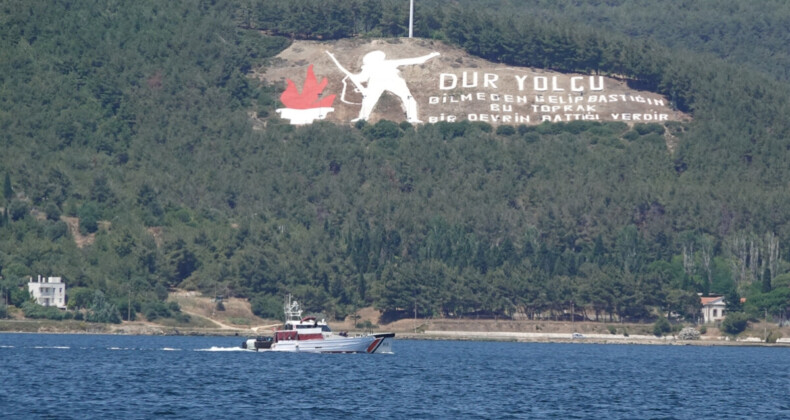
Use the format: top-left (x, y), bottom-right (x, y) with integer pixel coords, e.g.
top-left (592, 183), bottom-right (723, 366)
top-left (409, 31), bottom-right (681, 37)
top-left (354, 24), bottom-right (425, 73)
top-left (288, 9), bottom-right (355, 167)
top-left (255, 38), bottom-right (689, 127)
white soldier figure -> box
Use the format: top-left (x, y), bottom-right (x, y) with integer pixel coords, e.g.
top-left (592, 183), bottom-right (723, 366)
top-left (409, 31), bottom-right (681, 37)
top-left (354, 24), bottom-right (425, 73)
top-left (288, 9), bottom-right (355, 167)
top-left (327, 50), bottom-right (440, 123)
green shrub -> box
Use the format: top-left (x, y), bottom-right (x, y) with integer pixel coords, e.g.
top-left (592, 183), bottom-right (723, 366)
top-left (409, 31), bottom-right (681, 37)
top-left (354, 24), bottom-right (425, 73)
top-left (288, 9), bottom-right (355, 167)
top-left (0, 302), bottom-right (8, 319)
top-left (589, 121), bottom-right (628, 136)
top-left (699, 325), bottom-right (707, 335)
top-left (45, 220), bottom-right (69, 240)
top-left (436, 121), bottom-right (469, 139)
top-left (8, 199), bottom-right (29, 221)
top-left (44, 202), bottom-right (62, 221)
top-left (140, 300), bottom-right (184, 321)
top-left (536, 121), bottom-right (563, 135)
top-left (86, 290), bottom-right (121, 324)
top-left (116, 300), bottom-right (140, 321)
top-left (563, 120), bottom-right (596, 134)
top-left (251, 294), bottom-right (282, 319)
top-left (721, 312), bottom-right (749, 335)
top-left (174, 312), bottom-right (191, 323)
top-left (9, 288), bottom-right (31, 307)
top-left (623, 130), bottom-right (640, 141)
top-left (362, 120), bottom-right (402, 139)
top-left (653, 316), bottom-right (672, 336)
top-left (495, 125), bottom-right (516, 136)
top-left (634, 123), bottom-right (652, 135)
top-left (167, 301), bottom-right (180, 313)
top-left (607, 325), bottom-right (617, 334)
top-left (142, 301), bottom-right (172, 321)
top-left (77, 202), bottom-right (99, 234)
top-left (634, 123), bottom-right (665, 135)
top-left (641, 133), bottom-right (666, 145)
top-left (67, 287), bottom-right (95, 310)
top-left (470, 121), bottom-right (493, 133)
top-left (142, 306), bottom-right (159, 321)
top-left (22, 302), bottom-right (65, 320)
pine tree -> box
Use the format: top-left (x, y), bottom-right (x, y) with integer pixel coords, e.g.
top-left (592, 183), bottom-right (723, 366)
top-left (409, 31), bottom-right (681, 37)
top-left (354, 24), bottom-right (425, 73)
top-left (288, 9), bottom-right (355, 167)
top-left (762, 268), bottom-right (772, 293)
top-left (2, 173), bottom-right (11, 202)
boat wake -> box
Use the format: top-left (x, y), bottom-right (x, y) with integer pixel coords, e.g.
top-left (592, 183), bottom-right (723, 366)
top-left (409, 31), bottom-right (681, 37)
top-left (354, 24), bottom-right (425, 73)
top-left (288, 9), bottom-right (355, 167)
top-left (195, 346), bottom-right (250, 352)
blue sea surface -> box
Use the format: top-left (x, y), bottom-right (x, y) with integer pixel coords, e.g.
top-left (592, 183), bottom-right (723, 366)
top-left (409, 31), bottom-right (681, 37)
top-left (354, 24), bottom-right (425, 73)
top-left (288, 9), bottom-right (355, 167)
top-left (1, 333), bottom-right (788, 419)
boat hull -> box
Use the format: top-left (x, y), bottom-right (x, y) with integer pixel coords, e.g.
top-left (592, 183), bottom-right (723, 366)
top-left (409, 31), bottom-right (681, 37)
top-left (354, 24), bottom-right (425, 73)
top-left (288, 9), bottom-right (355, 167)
top-left (269, 333), bottom-right (394, 354)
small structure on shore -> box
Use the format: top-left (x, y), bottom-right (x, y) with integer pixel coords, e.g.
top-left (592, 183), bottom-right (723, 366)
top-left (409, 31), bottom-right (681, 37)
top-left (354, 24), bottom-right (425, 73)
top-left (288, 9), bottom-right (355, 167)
top-left (700, 295), bottom-right (726, 324)
top-left (28, 275), bottom-right (66, 309)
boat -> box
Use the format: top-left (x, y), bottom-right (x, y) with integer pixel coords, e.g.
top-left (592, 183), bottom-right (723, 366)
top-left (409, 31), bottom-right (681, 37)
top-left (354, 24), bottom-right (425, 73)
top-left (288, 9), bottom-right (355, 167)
top-left (241, 295), bottom-right (394, 354)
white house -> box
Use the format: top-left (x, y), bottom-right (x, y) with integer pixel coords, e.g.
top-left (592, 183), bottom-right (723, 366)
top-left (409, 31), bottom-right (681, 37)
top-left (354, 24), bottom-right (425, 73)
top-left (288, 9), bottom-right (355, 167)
top-left (28, 275), bottom-right (66, 309)
top-left (700, 295), bottom-right (726, 324)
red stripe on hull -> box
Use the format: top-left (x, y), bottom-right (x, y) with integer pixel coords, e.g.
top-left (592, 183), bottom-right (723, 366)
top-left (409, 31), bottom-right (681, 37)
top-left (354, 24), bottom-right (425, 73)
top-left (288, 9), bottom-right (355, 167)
top-left (366, 338), bottom-right (382, 353)
top-left (297, 333), bottom-right (324, 340)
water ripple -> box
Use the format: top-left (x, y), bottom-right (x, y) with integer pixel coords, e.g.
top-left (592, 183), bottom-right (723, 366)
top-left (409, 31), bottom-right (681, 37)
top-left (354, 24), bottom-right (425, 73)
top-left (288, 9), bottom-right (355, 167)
top-left (1, 334), bottom-right (789, 419)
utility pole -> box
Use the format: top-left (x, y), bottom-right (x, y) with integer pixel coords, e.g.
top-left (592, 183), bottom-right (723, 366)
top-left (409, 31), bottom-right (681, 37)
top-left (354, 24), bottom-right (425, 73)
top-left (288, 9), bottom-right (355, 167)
top-left (408, 0), bottom-right (414, 38)
top-left (764, 307), bottom-right (768, 341)
top-left (414, 299), bottom-right (417, 333)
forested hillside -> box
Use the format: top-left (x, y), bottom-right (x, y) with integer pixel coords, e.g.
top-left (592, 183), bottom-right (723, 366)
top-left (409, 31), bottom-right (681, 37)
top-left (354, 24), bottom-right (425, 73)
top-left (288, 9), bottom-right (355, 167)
top-left (1, 0), bottom-right (789, 324)
top-left (455, 0), bottom-right (790, 84)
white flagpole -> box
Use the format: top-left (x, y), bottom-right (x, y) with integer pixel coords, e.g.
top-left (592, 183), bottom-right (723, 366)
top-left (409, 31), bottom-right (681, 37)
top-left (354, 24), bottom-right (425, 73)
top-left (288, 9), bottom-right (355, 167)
top-left (409, 0), bottom-right (414, 38)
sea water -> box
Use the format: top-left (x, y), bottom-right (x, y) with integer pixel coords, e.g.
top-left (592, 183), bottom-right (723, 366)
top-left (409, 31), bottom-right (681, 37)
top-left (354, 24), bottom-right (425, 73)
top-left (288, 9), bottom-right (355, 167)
top-left (1, 333), bottom-right (788, 419)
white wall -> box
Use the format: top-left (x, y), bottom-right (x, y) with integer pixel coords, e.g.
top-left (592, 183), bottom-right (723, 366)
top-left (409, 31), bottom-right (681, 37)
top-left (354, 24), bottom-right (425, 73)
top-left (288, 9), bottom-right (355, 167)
top-left (28, 276), bottom-right (66, 309)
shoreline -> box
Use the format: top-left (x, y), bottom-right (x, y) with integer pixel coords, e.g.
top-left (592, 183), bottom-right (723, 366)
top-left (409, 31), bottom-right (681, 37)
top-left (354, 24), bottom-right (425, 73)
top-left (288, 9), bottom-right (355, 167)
top-left (398, 330), bottom-right (790, 347)
top-left (2, 320), bottom-right (789, 347)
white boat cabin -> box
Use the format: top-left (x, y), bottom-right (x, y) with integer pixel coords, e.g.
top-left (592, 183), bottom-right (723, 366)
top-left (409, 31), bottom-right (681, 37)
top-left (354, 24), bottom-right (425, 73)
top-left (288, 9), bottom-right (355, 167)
top-left (275, 297), bottom-right (335, 341)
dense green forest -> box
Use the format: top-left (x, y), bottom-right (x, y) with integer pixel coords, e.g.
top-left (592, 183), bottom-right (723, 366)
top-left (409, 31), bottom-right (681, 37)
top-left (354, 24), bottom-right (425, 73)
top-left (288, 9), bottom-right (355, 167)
top-left (1, 0), bottom-right (789, 325)
top-left (454, 0), bottom-right (790, 84)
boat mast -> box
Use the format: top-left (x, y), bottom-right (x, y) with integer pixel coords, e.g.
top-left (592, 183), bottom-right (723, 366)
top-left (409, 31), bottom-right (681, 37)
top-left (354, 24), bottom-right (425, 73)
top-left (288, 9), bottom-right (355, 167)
top-left (284, 294), bottom-right (302, 323)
